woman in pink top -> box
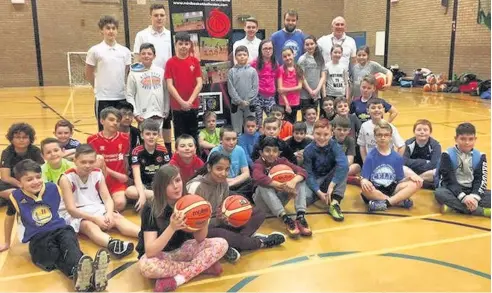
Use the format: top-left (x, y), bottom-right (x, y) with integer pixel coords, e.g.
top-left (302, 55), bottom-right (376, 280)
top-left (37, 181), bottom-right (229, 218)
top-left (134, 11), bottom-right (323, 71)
top-left (277, 47), bottom-right (303, 123)
top-left (251, 40), bottom-right (279, 128)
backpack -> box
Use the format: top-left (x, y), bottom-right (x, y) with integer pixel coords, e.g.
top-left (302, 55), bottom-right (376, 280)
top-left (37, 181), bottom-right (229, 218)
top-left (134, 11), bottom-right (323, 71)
top-left (434, 147), bottom-right (481, 188)
top-left (477, 79), bottom-right (491, 95)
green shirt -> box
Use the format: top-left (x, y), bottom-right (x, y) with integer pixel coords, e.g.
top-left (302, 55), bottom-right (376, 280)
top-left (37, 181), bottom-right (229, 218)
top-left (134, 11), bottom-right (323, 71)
top-left (199, 128), bottom-right (221, 146)
top-left (41, 159), bottom-right (75, 183)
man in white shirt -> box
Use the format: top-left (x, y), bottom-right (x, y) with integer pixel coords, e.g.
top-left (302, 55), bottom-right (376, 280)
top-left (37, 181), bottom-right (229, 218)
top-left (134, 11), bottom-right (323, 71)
top-left (133, 4), bottom-right (173, 154)
top-left (85, 15), bottom-right (132, 131)
top-left (317, 16), bottom-right (357, 71)
top-left (232, 17), bottom-right (261, 64)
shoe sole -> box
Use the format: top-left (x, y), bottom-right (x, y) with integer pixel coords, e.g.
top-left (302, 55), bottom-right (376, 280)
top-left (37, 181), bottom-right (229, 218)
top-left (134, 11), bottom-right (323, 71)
top-left (93, 249), bottom-right (110, 292)
top-left (111, 242), bottom-right (134, 259)
top-left (224, 248), bottom-right (241, 263)
top-left (74, 255), bottom-right (94, 292)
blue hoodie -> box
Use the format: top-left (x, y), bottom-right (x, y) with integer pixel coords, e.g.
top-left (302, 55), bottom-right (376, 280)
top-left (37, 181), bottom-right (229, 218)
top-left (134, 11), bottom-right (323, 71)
top-left (303, 139), bottom-right (349, 192)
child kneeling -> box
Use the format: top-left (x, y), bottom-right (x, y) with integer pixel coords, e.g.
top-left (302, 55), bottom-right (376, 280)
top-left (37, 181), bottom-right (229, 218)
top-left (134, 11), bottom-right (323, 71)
top-left (137, 165), bottom-right (228, 292)
top-left (0, 159), bottom-right (110, 292)
top-left (360, 120), bottom-right (423, 212)
top-left (252, 137), bottom-right (311, 238)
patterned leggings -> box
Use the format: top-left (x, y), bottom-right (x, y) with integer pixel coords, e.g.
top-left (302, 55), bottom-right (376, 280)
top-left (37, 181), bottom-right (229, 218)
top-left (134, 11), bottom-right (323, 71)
top-left (251, 94), bottom-right (276, 127)
top-left (138, 238), bottom-right (228, 282)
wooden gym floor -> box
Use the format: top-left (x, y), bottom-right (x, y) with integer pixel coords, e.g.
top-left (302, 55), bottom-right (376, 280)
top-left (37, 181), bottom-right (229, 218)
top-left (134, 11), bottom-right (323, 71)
top-left (0, 86), bottom-right (490, 292)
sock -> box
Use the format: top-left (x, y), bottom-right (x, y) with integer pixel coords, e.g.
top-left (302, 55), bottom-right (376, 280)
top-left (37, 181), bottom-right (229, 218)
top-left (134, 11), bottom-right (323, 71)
top-left (296, 211), bottom-right (305, 219)
top-left (174, 274), bottom-right (185, 286)
top-left (385, 200), bottom-right (391, 207)
top-left (331, 199), bottom-right (339, 206)
top-left (282, 214), bottom-right (290, 223)
top-left (483, 208), bottom-right (491, 217)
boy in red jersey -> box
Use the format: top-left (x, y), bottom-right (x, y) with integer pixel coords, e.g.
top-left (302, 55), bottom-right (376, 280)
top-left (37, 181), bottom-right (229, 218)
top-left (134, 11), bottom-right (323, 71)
top-left (87, 107), bottom-right (129, 211)
top-left (165, 31), bottom-right (203, 142)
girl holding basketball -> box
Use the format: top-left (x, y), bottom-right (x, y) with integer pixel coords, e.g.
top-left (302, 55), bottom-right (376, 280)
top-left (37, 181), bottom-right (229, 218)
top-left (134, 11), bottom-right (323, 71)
top-left (325, 44), bottom-right (350, 102)
top-left (137, 165), bottom-right (228, 292)
top-left (298, 35), bottom-right (326, 114)
top-left (187, 152), bottom-right (286, 263)
top-left (351, 45), bottom-right (393, 100)
top-left (278, 47), bottom-right (304, 123)
top-left (251, 40), bottom-right (279, 127)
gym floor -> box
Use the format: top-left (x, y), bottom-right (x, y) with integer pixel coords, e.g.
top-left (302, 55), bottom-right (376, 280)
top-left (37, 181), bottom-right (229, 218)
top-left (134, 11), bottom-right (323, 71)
top-left (0, 86), bottom-right (490, 292)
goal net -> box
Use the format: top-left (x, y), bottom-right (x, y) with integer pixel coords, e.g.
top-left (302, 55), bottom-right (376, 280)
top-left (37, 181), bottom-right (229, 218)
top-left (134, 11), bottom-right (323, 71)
top-left (67, 52), bottom-right (91, 87)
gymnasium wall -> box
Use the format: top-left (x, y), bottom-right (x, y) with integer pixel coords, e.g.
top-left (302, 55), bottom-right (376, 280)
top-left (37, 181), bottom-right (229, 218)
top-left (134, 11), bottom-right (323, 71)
top-left (0, 0), bottom-right (489, 87)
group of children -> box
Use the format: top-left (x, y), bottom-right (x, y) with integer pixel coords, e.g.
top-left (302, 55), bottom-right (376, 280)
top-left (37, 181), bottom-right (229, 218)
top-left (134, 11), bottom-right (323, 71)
top-left (0, 12), bottom-right (490, 293)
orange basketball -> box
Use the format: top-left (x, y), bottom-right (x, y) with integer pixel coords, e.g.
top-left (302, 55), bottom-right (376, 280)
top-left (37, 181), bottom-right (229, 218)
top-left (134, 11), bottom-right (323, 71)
top-left (269, 164), bottom-right (295, 183)
top-left (221, 195), bottom-right (253, 228)
top-left (423, 84), bottom-right (431, 92)
top-left (174, 194), bottom-right (212, 232)
top-left (431, 84), bottom-right (439, 92)
top-left (374, 72), bottom-right (386, 90)
top-left (426, 75), bottom-right (436, 85)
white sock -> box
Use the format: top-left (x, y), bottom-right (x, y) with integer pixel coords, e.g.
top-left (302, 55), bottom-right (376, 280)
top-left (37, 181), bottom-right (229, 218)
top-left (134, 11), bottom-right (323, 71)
top-left (174, 274), bottom-right (185, 286)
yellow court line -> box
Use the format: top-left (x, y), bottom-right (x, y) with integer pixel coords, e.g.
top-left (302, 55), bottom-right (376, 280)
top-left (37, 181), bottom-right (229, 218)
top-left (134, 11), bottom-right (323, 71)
top-left (180, 231), bottom-right (491, 289)
top-left (313, 213), bottom-right (441, 235)
top-left (0, 218), bottom-right (19, 274)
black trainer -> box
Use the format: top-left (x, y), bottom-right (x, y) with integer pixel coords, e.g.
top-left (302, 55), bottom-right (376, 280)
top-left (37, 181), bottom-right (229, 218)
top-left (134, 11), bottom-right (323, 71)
top-left (107, 239), bottom-right (134, 259)
top-left (261, 232), bottom-right (286, 248)
top-left (92, 249), bottom-right (110, 292)
top-left (73, 255), bottom-right (93, 292)
top-left (223, 247), bottom-right (240, 263)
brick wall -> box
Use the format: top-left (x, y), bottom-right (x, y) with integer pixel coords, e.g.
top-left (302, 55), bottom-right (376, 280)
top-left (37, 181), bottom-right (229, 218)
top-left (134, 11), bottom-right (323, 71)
top-left (0, 2), bottom-right (37, 87)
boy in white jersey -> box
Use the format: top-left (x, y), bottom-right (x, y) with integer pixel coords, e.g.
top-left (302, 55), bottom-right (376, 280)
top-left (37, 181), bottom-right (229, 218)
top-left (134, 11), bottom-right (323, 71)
top-left (59, 144), bottom-right (140, 259)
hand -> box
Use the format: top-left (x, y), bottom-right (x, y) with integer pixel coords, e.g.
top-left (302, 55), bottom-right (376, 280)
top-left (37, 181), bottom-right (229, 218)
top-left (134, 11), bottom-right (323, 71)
top-left (105, 213), bottom-right (115, 229)
top-left (0, 243), bottom-right (10, 252)
top-left (326, 184), bottom-right (334, 205)
top-left (240, 100), bottom-right (249, 107)
top-left (94, 216), bottom-right (110, 231)
top-left (278, 88), bottom-right (286, 94)
top-left (285, 105), bottom-right (292, 114)
top-left (135, 196), bottom-right (147, 212)
top-left (170, 211), bottom-right (188, 231)
top-left (361, 179), bottom-right (375, 193)
top-left (409, 175), bottom-right (423, 188)
top-left (381, 83), bottom-right (390, 90)
top-left (163, 112), bottom-right (169, 119)
top-left (180, 100), bottom-right (191, 111)
top-left (463, 196), bottom-right (479, 212)
top-left (273, 181), bottom-right (286, 192)
top-left (135, 115), bottom-right (145, 123)
top-left (284, 179), bottom-right (297, 193)
top-left (317, 191), bottom-right (327, 204)
top-left (118, 174), bottom-right (129, 183)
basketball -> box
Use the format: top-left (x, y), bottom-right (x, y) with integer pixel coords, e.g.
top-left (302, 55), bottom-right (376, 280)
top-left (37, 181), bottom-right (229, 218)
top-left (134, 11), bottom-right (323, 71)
top-left (426, 75), bottom-right (437, 85)
top-left (423, 84), bottom-right (432, 92)
top-left (221, 195), bottom-right (253, 228)
top-left (374, 72), bottom-right (386, 90)
top-left (431, 84), bottom-right (439, 92)
top-left (174, 194), bottom-right (212, 232)
top-left (269, 164), bottom-right (296, 183)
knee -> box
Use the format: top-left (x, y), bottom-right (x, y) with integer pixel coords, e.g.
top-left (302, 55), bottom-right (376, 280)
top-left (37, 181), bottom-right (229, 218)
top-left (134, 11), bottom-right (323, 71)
top-left (113, 197), bottom-right (127, 212)
top-left (434, 188), bottom-right (447, 202)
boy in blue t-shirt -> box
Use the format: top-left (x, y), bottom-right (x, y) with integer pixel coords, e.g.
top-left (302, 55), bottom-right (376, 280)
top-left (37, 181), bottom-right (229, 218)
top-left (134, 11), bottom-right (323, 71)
top-left (238, 116), bottom-right (260, 169)
top-left (360, 120), bottom-right (423, 212)
top-left (209, 125), bottom-right (253, 200)
top-left (0, 159), bottom-right (110, 292)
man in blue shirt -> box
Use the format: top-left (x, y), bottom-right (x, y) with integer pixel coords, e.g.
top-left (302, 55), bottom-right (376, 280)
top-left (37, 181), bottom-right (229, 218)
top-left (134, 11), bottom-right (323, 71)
top-left (270, 10), bottom-right (305, 64)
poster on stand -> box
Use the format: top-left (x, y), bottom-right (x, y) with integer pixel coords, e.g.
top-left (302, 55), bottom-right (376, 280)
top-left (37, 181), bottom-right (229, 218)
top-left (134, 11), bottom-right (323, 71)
top-left (169, 0), bottom-right (233, 127)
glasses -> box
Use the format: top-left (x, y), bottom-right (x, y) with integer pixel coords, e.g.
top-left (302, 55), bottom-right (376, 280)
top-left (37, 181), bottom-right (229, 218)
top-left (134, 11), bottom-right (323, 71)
top-left (375, 133), bottom-right (391, 138)
top-left (262, 47), bottom-right (273, 51)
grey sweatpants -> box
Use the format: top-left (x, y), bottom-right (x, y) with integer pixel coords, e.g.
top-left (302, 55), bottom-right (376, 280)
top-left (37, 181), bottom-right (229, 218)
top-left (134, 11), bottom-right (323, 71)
top-left (253, 182), bottom-right (308, 217)
top-left (305, 172), bottom-right (348, 206)
top-left (231, 105), bottom-right (253, 133)
top-left (434, 187), bottom-right (491, 215)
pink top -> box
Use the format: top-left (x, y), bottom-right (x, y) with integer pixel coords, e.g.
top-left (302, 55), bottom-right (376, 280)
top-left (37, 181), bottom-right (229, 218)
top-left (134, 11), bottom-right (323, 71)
top-left (251, 59), bottom-right (277, 97)
top-left (277, 66), bottom-right (301, 106)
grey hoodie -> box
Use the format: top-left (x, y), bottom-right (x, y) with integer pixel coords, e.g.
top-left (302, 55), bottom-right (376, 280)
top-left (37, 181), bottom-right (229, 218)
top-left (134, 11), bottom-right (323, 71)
top-left (186, 174), bottom-right (228, 226)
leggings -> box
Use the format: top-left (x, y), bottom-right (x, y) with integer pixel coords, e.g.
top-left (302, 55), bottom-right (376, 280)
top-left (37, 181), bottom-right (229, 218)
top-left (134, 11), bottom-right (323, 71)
top-left (138, 238), bottom-right (228, 281)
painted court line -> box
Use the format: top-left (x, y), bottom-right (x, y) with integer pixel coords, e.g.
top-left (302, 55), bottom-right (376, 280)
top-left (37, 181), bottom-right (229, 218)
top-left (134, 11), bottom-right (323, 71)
top-left (180, 231), bottom-right (491, 289)
top-left (312, 213), bottom-right (441, 235)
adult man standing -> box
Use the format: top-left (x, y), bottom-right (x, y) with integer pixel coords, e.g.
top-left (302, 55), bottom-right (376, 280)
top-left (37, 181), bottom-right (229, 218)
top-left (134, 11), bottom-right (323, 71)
top-left (317, 16), bottom-right (357, 70)
top-left (133, 4), bottom-right (173, 154)
top-left (232, 17), bottom-right (261, 64)
top-left (270, 10), bottom-right (305, 65)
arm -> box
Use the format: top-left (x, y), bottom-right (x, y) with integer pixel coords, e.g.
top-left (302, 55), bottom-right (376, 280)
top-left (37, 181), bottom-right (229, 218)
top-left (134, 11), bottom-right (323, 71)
top-left (331, 142), bottom-right (350, 185)
top-left (302, 148), bottom-right (321, 193)
top-left (277, 76), bottom-right (290, 106)
top-left (162, 81), bottom-right (170, 118)
top-left (283, 80), bottom-right (303, 93)
top-left (387, 106), bottom-right (398, 123)
top-left (315, 71), bottom-right (327, 94)
top-left (428, 140), bottom-right (442, 169)
top-left (227, 70), bottom-right (242, 105)
top-left (360, 146), bottom-right (368, 162)
top-left (1, 215), bottom-right (15, 251)
top-left (198, 132), bottom-right (218, 150)
top-left (188, 77), bottom-right (203, 105)
top-left (250, 70), bottom-right (259, 100)
top-left (132, 164), bottom-right (147, 202)
top-left (229, 166), bottom-right (250, 187)
top-left (144, 228), bottom-right (175, 258)
top-left (98, 176), bottom-right (115, 215)
top-left (85, 65), bottom-right (95, 87)
top-left (0, 168), bottom-right (20, 188)
top-left (126, 73), bottom-right (139, 116)
top-left (470, 154), bottom-right (488, 198)
top-left (166, 78), bottom-right (186, 107)
top-left (438, 153), bottom-right (464, 197)
top-left (193, 224), bottom-right (208, 243)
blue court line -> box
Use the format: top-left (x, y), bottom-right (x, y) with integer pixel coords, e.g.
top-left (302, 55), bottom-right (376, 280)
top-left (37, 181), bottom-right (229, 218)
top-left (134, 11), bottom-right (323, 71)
top-left (227, 251), bottom-right (490, 292)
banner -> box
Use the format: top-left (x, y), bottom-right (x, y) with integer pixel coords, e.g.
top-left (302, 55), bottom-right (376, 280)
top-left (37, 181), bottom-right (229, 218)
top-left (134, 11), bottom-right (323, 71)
top-left (168, 0), bottom-right (233, 127)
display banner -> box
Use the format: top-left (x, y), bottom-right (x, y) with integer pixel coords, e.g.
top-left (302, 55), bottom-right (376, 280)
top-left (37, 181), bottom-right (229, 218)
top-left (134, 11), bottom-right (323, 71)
top-left (168, 0), bottom-right (233, 127)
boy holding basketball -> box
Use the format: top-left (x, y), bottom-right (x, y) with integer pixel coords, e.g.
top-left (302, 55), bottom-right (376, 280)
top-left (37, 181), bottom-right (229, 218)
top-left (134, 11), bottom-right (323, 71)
top-left (303, 119), bottom-right (348, 222)
top-left (87, 107), bottom-right (130, 212)
top-left (360, 120), bottom-right (422, 212)
top-left (59, 144), bottom-right (139, 259)
top-left (434, 123), bottom-right (491, 217)
top-left (165, 31), bottom-right (203, 141)
top-left (252, 137), bottom-right (311, 238)
top-left (0, 159), bottom-right (110, 292)
top-left (86, 15), bottom-right (132, 131)
top-left (127, 119), bottom-right (170, 211)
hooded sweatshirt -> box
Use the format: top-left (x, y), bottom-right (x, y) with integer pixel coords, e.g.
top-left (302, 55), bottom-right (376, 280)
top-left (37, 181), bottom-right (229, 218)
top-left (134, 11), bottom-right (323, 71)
top-left (126, 63), bottom-right (169, 119)
top-left (403, 137), bottom-right (441, 174)
top-left (186, 174), bottom-right (228, 226)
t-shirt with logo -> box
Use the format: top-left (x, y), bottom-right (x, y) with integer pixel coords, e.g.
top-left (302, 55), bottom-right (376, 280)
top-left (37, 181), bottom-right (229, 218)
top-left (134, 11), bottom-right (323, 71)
top-left (131, 144), bottom-right (170, 187)
top-left (350, 97), bottom-right (392, 123)
top-left (270, 30), bottom-right (305, 65)
top-left (165, 55), bottom-right (202, 111)
top-left (87, 132), bottom-right (130, 178)
top-left (362, 148), bottom-right (404, 188)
